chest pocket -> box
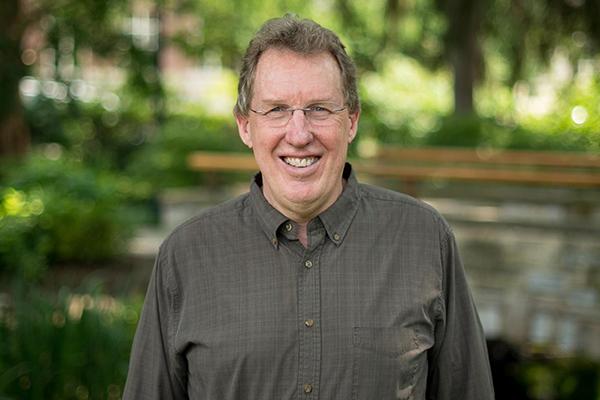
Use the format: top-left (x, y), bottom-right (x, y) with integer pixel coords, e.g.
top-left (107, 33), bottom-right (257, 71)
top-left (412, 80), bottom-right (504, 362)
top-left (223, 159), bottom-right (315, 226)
top-left (352, 327), bottom-right (423, 400)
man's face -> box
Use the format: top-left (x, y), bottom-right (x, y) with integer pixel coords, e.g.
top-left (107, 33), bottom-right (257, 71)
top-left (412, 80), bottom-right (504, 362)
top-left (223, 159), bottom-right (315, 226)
top-left (236, 48), bottom-right (359, 222)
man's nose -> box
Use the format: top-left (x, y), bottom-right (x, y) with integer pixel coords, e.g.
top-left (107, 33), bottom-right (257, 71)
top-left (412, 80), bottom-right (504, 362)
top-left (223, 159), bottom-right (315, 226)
top-left (285, 109), bottom-right (313, 146)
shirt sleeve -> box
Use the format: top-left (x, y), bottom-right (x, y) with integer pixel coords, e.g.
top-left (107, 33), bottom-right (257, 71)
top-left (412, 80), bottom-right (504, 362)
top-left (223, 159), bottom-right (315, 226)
top-left (123, 249), bottom-right (188, 399)
top-left (426, 225), bottom-right (495, 399)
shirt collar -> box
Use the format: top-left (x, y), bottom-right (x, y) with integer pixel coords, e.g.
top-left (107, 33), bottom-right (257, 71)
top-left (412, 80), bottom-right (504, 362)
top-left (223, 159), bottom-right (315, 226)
top-left (250, 174), bottom-right (288, 248)
top-left (249, 163), bottom-right (360, 248)
top-left (318, 163), bottom-right (360, 246)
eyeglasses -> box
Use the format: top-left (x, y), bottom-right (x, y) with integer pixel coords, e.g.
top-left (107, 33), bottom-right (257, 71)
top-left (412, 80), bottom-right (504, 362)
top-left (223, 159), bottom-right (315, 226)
top-left (250, 105), bottom-right (346, 127)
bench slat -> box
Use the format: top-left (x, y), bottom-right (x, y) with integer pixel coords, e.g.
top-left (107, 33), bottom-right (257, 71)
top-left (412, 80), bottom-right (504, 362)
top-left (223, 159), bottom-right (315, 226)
top-left (352, 161), bottom-right (600, 187)
top-left (188, 152), bottom-right (600, 188)
top-left (376, 147), bottom-right (600, 168)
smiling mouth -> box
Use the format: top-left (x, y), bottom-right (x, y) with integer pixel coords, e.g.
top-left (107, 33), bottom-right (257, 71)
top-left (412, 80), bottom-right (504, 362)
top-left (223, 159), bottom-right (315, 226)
top-left (282, 156), bottom-right (320, 168)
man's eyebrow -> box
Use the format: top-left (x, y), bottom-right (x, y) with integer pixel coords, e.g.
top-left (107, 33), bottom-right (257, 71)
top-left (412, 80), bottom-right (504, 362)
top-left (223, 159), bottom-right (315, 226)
top-left (257, 99), bottom-right (289, 105)
top-left (258, 97), bottom-right (339, 105)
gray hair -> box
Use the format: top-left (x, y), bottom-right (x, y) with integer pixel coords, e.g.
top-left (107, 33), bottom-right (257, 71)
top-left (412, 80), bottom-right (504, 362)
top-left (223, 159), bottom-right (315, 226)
top-left (234, 15), bottom-right (360, 116)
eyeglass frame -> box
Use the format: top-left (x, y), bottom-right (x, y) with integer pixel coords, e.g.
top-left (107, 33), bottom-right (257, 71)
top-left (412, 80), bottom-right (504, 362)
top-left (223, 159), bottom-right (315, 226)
top-left (249, 105), bottom-right (347, 127)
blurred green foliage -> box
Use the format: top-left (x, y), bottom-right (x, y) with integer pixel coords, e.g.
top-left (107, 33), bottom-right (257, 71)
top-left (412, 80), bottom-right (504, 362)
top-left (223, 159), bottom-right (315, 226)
top-left (25, 92), bottom-right (157, 171)
top-left (521, 357), bottom-right (600, 400)
top-left (0, 153), bottom-right (145, 280)
top-left (0, 282), bottom-right (140, 400)
top-left (358, 52), bottom-right (600, 152)
top-left (0, 212), bottom-right (49, 282)
top-left (126, 110), bottom-right (248, 189)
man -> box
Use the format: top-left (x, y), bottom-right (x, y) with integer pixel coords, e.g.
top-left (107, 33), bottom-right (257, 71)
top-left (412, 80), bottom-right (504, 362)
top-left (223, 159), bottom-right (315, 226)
top-left (124, 15), bottom-right (494, 400)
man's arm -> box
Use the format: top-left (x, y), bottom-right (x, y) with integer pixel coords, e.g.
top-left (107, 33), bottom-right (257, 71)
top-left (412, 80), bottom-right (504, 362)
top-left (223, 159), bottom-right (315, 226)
top-left (426, 226), bottom-right (495, 399)
top-left (123, 252), bottom-right (187, 399)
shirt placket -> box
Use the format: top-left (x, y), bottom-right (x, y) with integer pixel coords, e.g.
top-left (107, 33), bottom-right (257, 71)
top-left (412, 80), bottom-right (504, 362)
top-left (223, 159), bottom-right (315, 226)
top-left (297, 243), bottom-right (322, 399)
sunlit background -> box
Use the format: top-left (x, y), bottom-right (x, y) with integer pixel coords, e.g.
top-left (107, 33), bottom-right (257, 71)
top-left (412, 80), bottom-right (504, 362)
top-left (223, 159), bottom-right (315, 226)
top-left (1, 0), bottom-right (599, 399)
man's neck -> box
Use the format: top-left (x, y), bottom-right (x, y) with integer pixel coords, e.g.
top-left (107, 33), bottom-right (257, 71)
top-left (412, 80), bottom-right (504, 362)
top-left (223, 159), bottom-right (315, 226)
top-left (297, 222), bottom-right (309, 248)
top-left (262, 185), bottom-right (341, 227)
top-left (260, 177), bottom-right (348, 248)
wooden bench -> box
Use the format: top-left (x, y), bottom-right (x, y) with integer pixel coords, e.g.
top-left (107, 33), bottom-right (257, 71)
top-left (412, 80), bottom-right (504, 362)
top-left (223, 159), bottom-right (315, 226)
top-left (187, 147), bottom-right (600, 191)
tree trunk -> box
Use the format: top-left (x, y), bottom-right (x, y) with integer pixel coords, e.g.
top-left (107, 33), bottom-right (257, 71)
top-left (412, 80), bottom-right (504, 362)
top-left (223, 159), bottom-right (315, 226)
top-left (382, 0), bottom-right (404, 50)
top-left (0, 0), bottom-right (30, 158)
top-left (0, 109), bottom-right (30, 158)
top-left (451, 38), bottom-right (476, 115)
top-left (152, 5), bottom-right (166, 125)
top-left (445, 0), bottom-right (484, 115)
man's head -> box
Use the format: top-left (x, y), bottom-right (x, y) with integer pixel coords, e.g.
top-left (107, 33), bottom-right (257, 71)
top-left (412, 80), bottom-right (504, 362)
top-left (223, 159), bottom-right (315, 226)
top-left (234, 15), bottom-right (360, 117)
top-left (235, 16), bottom-right (360, 223)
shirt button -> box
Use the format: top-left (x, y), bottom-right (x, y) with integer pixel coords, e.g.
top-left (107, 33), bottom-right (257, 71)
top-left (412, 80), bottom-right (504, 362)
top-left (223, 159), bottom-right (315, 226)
top-left (304, 319), bottom-right (314, 328)
top-left (304, 260), bottom-right (313, 269)
top-left (271, 238), bottom-right (278, 246)
top-left (284, 222), bottom-right (293, 232)
top-left (333, 232), bottom-right (341, 241)
top-left (303, 383), bottom-right (313, 394)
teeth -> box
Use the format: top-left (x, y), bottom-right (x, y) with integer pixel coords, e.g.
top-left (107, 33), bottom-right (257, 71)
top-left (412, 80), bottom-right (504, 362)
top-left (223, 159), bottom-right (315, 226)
top-left (283, 157), bottom-right (318, 168)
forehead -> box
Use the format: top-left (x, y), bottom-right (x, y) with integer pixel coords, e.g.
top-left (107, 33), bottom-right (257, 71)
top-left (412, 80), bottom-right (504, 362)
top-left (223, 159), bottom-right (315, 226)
top-left (253, 48), bottom-right (343, 103)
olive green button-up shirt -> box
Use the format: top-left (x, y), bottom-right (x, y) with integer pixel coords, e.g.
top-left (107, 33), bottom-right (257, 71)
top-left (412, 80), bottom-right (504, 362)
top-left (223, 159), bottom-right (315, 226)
top-left (123, 164), bottom-right (494, 400)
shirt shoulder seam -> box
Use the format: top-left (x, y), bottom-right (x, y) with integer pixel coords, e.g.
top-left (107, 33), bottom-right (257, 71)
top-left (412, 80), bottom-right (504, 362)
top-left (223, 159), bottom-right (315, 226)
top-left (162, 192), bottom-right (251, 242)
top-left (358, 184), bottom-right (449, 227)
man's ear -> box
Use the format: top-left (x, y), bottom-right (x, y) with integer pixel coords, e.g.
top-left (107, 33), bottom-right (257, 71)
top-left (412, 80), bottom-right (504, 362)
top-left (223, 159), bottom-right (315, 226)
top-left (235, 113), bottom-right (253, 148)
top-left (347, 110), bottom-right (360, 144)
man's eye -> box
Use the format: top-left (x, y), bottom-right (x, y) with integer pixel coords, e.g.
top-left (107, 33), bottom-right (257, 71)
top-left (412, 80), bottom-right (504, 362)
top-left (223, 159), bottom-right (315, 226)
top-left (267, 106), bottom-right (287, 113)
top-left (310, 106), bottom-right (331, 113)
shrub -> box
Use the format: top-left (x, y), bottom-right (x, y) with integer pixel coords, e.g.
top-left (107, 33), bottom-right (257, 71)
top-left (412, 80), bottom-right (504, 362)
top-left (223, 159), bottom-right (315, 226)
top-left (0, 190), bottom-right (49, 280)
top-left (520, 357), bottom-right (600, 400)
top-left (0, 153), bottom-right (141, 279)
top-left (126, 112), bottom-right (249, 189)
top-left (423, 113), bottom-right (599, 152)
top-left (0, 283), bottom-right (140, 400)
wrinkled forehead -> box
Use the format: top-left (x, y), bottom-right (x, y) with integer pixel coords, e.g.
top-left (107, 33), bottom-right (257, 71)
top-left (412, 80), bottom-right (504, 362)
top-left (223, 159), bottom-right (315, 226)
top-left (252, 48), bottom-right (344, 104)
